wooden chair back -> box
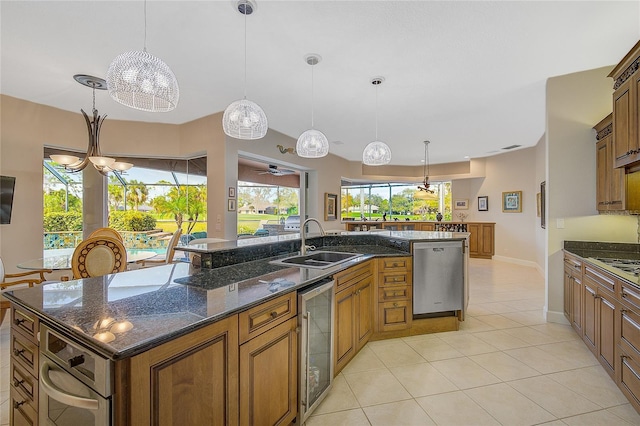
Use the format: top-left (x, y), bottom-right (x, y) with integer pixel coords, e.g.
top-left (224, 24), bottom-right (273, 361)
top-left (1, 257), bottom-right (51, 325)
top-left (72, 236), bottom-right (127, 279)
top-left (165, 228), bottom-right (183, 263)
top-left (88, 227), bottom-right (124, 242)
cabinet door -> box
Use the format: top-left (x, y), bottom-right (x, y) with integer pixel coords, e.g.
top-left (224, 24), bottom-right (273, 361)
top-left (571, 274), bottom-right (583, 334)
top-left (240, 317), bottom-right (298, 426)
top-left (127, 316), bottom-right (239, 426)
top-left (607, 138), bottom-right (626, 210)
top-left (334, 287), bottom-right (356, 374)
top-left (596, 139), bottom-right (609, 210)
top-left (354, 276), bottom-right (374, 351)
top-left (583, 282), bottom-right (597, 353)
top-left (480, 224), bottom-right (495, 257)
top-left (613, 77), bottom-right (634, 163)
top-left (563, 265), bottom-right (572, 321)
top-left (467, 223), bottom-right (479, 257)
top-left (598, 292), bottom-right (617, 377)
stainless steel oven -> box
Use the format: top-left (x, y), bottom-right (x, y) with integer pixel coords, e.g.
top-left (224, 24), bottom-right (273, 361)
top-left (39, 324), bottom-right (113, 426)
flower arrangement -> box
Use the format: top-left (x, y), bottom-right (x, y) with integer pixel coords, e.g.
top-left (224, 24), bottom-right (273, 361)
top-left (456, 212), bottom-right (468, 222)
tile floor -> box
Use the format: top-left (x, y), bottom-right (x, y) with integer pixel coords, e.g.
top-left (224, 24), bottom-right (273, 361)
top-left (305, 259), bottom-right (640, 425)
top-left (1, 259), bottom-right (639, 425)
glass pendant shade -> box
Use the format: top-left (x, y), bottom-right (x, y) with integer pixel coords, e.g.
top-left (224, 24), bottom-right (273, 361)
top-left (223, 99), bottom-right (268, 139)
top-left (89, 156), bottom-right (116, 167)
top-left (111, 162), bottom-right (134, 171)
top-left (50, 154), bottom-right (80, 166)
top-left (297, 129), bottom-right (329, 158)
top-left (362, 140), bottom-right (392, 165)
top-left (106, 50), bottom-right (179, 112)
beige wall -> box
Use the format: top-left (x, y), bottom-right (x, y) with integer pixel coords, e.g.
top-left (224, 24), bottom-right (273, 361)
top-left (546, 66), bottom-right (639, 323)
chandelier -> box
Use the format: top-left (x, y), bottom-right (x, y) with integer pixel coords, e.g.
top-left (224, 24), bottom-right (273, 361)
top-left (50, 75), bottom-right (133, 176)
top-left (362, 77), bottom-right (391, 165)
top-left (418, 140), bottom-right (434, 193)
top-left (297, 54), bottom-right (329, 158)
top-left (106, 0), bottom-right (179, 112)
top-left (223, 0), bottom-right (268, 140)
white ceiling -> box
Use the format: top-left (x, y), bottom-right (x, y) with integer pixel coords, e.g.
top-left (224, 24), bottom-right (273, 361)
top-left (2, 1), bottom-right (639, 166)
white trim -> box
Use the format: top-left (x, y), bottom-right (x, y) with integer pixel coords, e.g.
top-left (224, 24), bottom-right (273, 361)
top-left (492, 255), bottom-right (540, 270)
top-left (546, 309), bottom-right (569, 325)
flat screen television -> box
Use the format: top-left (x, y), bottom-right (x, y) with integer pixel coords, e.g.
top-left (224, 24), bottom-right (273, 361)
top-left (1, 175), bottom-right (16, 224)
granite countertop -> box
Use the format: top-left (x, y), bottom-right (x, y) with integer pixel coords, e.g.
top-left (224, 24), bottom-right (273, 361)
top-left (563, 240), bottom-right (640, 286)
top-left (4, 243), bottom-right (409, 361)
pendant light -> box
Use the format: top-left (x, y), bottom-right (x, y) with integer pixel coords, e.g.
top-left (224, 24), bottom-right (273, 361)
top-left (223, 0), bottom-right (268, 140)
top-left (418, 141), bottom-right (435, 193)
top-left (50, 75), bottom-right (133, 176)
top-left (106, 0), bottom-right (179, 112)
top-left (296, 54), bottom-right (329, 158)
top-left (362, 77), bottom-right (391, 165)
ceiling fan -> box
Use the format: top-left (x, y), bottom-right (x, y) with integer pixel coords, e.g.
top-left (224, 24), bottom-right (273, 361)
top-left (255, 164), bottom-right (296, 176)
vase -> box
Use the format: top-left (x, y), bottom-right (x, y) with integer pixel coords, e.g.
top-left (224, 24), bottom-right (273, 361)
top-left (436, 212), bottom-right (443, 222)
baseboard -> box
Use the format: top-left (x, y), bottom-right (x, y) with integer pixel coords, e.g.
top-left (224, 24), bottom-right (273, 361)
top-left (545, 309), bottom-right (569, 325)
top-left (492, 255), bottom-right (540, 270)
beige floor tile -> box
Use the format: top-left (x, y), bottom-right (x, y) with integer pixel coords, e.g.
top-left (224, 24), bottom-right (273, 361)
top-left (606, 404), bottom-right (640, 424)
top-left (438, 333), bottom-right (500, 356)
top-left (0, 399), bottom-right (7, 426)
top-left (416, 391), bottom-right (500, 425)
top-left (475, 301), bottom-right (520, 314)
top-left (503, 326), bottom-right (562, 345)
top-left (389, 362), bottom-right (458, 397)
top-left (368, 340), bottom-right (426, 368)
top-left (305, 408), bottom-right (371, 426)
top-left (507, 375), bottom-right (601, 418)
top-left (341, 346), bottom-right (386, 375)
top-left (501, 309), bottom-right (547, 326)
top-left (458, 316), bottom-right (496, 332)
top-left (561, 409), bottom-right (635, 425)
top-left (343, 369), bottom-right (412, 407)
top-left (504, 346), bottom-right (580, 374)
top-left (466, 304), bottom-right (498, 316)
top-left (313, 375), bottom-right (360, 415)
top-left (405, 337), bottom-right (465, 362)
top-left (469, 351), bottom-right (540, 381)
top-left (362, 399), bottom-right (435, 426)
top-left (537, 421), bottom-right (569, 426)
top-left (465, 383), bottom-right (556, 425)
top-left (473, 329), bottom-right (532, 350)
top-left (504, 298), bottom-right (546, 311)
top-left (547, 366), bottom-right (629, 408)
top-left (529, 322), bottom-right (582, 342)
top-left (430, 357), bottom-right (501, 389)
top-left (475, 313), bottom-right (524, 329)
top-left (537, 341), bottom-right (599, 369)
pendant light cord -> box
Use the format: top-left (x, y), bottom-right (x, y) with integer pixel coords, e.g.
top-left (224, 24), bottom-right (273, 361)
top-left (375, 84), bottom-right (379, 140)
top-left (92, 83), bottom-right (96, 113)
top-left (311, 62), bottom-right (315, 128)
top-left (243, 5), bottom-right (248, 99)
top-left (143, 0), bottom-right (148, 53)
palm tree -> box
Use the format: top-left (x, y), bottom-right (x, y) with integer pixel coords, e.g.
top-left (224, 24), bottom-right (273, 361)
top-left (126, 179), bottom-right (149, 211)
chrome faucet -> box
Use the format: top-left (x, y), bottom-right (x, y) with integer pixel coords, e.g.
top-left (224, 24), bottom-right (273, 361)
top-left (301, 218), bottom-right (326, 255)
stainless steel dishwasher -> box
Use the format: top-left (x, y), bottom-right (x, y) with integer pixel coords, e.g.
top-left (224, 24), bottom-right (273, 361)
top-left (413, 240), bottom-right (465, 316)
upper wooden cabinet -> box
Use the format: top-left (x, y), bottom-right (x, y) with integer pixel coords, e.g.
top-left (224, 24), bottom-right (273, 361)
top-left (609, 40), bottom-right (640, 169)
top-left (594, 114), bottom-right (626, 211)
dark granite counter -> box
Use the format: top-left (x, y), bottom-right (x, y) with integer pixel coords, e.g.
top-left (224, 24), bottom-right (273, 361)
top-left (564, 240), bottom-right (640, 286)
top-left (4, 242), bottom-right (410, 360)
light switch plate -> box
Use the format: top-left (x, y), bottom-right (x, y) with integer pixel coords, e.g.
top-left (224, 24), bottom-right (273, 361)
top-left (556, 218), bottom-right (565, 229)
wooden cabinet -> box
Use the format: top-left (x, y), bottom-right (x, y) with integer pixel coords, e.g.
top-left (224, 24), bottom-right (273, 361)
top-left (238, 292), bottom-right (298, 426)
top-left (9, 304), bottom-right (40, 426)
top-left (333, 260), bottom-right (373, 375)
top-left (594, 114), bottom-right (626, 211)
top-left (376, 257), bottom-right (412, 333)
top-left (619, 282), bottom-right (640, 410)
top-left (609, 41), bottom-right (640, 169)
top-left (563, 252), bottom-right (583, 334)
top-left (126, 315), bottom-right (240, 426)
top-left (467, 223), bottom-right (495, 259)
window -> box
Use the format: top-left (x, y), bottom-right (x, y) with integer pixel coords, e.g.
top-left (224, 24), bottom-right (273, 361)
top-left (43, 160), bottom-right (84, 250)
top-left (237, 181), bottom-right (300, 237)
top-left (341, 181), bottom-right (451, 221)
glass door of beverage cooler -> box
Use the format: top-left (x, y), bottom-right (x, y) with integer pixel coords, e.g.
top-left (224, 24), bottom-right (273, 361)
top-left (298, 279), bottom-right (334, 422)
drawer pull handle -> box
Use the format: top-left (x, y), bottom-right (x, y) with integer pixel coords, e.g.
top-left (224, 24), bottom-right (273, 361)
top-left (622, 293), bottom-right (628, 298)
top-left (13, 348), bottom-right (25, 357)
top-left (393, 302), bottom-right (398, 307)
top-left (13, 400), bottom-right (25, 409)
top-left (13, 318), bottom-right (25, 326)
top-left (270, 311), bottom-right (278, 319)
top-left (12, 378), bottom-right (24, 388)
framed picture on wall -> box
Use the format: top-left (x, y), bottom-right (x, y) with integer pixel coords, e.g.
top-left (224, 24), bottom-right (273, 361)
top-left (478, 196), bottom-right (488, 211)
top-left (325, 193), bottom-right (338, 221)
top-left (502, 191), bottom-right (522, 213)
top-left (454, 199), bottom-right (469, 210)
top-left (228, 199), bottom-right (236, 211)
top-left (228, 187), bottom-right (236, 198)
top-left (541, 181), bottom-right (546, 229)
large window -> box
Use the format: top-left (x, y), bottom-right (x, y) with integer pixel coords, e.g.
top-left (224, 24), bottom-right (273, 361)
top-left (237, 181), bottom-right (299, 236)
top-left (341, 181), bottom-right (451, 221)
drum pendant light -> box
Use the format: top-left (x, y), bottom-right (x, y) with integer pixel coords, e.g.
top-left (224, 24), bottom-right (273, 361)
top-left (223, 0), bottom-right (268, 140)
top-left (296, 54), bottom-right (329, 158)
top-left (362, 77), bottom-right (391, 165)
top-left (106, 0), bottom-right (179, 112)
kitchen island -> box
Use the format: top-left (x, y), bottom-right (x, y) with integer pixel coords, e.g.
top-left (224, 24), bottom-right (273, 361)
top-left (5, 231), bottom-right (468, 425)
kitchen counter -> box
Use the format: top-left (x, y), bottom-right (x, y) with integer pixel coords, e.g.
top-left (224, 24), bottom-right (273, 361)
top-left (4, 233), bottom-right (466, 361)
top-left (563, 240), bottom-right (640, 286)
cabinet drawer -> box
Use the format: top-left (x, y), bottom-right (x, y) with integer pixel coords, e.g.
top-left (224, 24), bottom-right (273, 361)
top-left (334, 261), bottom-right (372, 293)
top-left (563, 253), bottom-right (582, 274)
top-left (378, 285), bottom-right (410, 302)
top-left (621, 307), bottom-right (640, 357)
top-left (584, 264), bottom-right (617, 295)
top-left (379, 272), bottom-right (410, 286)
top-left (11, 361), bottom-right (38, 412)
top-left (379, 257), bottom-right (411, 272)
top-left (621, 352), bottom-right (640, 407)
top-left (11, 306), bottom-right (39, 343)
top-left (11, 331), bottom-right (39, 378)
top-left (239, 292), bottom-right (296, 344)
top-left (10, 387), bottom-right (38, 426)
top-left (622, 284), bottom-right (640, 311)
top-left (377, 300), bottom-right (412, 332)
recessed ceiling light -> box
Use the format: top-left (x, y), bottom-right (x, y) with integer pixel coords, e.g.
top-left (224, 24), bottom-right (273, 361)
top-left (333, 140), bottom-right (344, 145)
top-left (464, 155), bottom-right (470, 159)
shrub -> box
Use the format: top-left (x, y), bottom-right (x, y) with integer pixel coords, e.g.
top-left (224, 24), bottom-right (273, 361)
top-left (237, 224), bottom-right (255, 235)
top-left (43, 212), bottom-right (83, 232)
top-left (110, 211), bottom-right (156, 231)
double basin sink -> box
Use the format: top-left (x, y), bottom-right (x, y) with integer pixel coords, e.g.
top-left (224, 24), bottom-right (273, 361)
top-left (270, 251), bottom-right (361, 269)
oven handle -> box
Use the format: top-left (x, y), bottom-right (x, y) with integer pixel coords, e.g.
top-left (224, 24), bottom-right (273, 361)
top-left (40, 360), bottom-right (100, 410)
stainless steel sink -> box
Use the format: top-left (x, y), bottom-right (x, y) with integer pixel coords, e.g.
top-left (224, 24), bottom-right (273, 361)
top-left (270, 251), bottom-right (362, 269)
